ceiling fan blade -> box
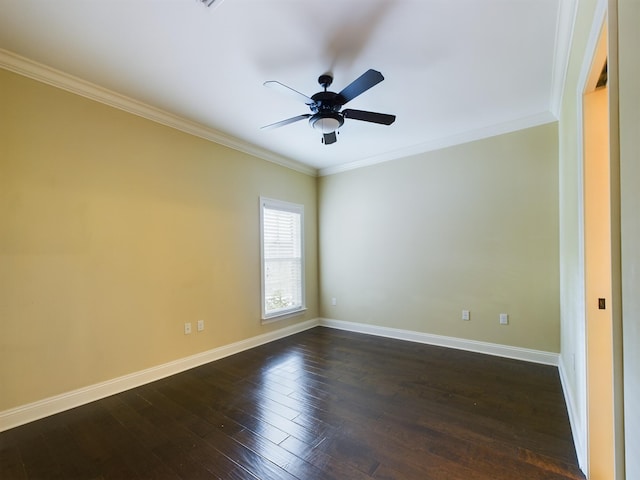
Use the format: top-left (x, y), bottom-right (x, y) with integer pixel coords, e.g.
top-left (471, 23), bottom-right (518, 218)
top-left (263, 81), bottom-right (315, 106)
top-left (336, 69), bottom-right (384, 105)
top-left (342, 109), bottom-right (396, 125)
top-left (261, 114), bottom-right (311, 130)
top-left (323, 131), bottom-right (338, 145)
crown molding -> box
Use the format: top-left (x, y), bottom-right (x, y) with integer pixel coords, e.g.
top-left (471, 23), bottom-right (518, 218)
top-left (550, 0), bottom-right (579, 117)
top-left (0, 49), bottom-right (317, 177)
top-left (1, 42), bottom-right (568, 180)
top-left (319, 110), bottom-right (558, 177)
top-left (319, 0), bottom-right (576, 178)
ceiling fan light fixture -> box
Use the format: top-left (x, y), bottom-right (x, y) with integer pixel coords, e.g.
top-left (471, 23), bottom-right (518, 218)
top-left (310, 113), bottom-right (343, 133)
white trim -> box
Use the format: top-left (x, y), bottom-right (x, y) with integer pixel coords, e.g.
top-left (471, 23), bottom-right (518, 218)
top-left (0, 47), bottom-right (564, 180)
top-left (0, 318), bottom-right (320, 432)
top-left (319, 318), bottom-right (559, 366)
top-left (0, 49), bottom-right (317, 177)
top-left (559, 354), bottom-right (588, 471)
top-left (572, 1), bottom-right (608, 474)
top-left (1, 318), bottom-right (563, 432)
top-left (319, 111), bottom-right (557, 176)
top-left (261, 307), bottom-right (308, 325)
top-left (550, 0), bottom-right (579, 117)
top-left (259, 197), bottom-right (306, 321)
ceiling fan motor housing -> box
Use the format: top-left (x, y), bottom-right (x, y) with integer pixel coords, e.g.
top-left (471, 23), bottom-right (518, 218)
top-left (309, 90), bottom-right (344, 133)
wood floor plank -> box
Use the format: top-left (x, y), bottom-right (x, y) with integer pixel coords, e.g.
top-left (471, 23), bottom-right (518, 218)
top-left (279, 434), bottom-right (374, 480)
top-left (231, 428), bottom-right (333, 480)
top-left (0, 327), bottom-right (584, 479)
top-left (0, 445), bottom-right (27, 480)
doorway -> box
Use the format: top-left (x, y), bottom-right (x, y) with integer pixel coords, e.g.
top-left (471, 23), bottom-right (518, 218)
top-left (582, 17), bottom-right (621, 479)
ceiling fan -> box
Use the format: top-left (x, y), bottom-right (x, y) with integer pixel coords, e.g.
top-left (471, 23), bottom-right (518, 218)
top-left (261, 69), bottom-right (396, 145)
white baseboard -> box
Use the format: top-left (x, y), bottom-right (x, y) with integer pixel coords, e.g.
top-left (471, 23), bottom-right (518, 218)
top-left (0, 318), bottom-right (320, 432)
top-left (319, 318), bottom-right (560, 366)
top-left (1, 317), bottom-right (562, 432)
top-left (558, 355), bottom-right (588, 474)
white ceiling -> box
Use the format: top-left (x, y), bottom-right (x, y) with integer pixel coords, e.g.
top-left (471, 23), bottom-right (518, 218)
top-left (0, 0), bottom-right (573, 175)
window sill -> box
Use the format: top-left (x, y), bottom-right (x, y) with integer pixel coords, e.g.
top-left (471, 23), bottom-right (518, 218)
top-left (261, 307), bottom-right (307, 325)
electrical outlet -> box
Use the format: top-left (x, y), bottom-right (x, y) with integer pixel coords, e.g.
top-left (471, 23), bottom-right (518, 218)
top-left (197, 320), bottom-right (204, 332)
top-left (331, 297), bottom-right (337, 306)
top-left (499, 313), bottom-right (509, 325)
top-left (462, 310), bottom-right (470, 321)
top-left (184, 322), bottom-right (192, 334)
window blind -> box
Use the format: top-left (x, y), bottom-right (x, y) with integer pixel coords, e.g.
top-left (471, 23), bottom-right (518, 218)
top-left (260, 198), bottom-right (304, 319)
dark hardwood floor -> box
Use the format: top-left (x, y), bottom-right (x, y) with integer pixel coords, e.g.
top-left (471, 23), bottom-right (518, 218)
top-left (1, 327), bottom-right (584, 480)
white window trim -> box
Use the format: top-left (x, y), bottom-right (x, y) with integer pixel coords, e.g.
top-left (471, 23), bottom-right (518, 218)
top-left (259, 197), bottom-right (306, 323)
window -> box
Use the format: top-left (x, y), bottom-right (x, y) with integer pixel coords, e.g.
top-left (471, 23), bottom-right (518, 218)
top-left (260, 197), bottom-right (305, 321)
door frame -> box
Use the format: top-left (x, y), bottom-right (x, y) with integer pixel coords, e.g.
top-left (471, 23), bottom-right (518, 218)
top-left (576, 0), bottom-right (624, 477)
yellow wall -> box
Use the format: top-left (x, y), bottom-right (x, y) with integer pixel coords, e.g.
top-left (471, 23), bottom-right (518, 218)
top-left (1, 6), bottom-right (637, 470)
top-left (0, 69), bottom-right (318, 411)
top-left (318, 123), bottom-right (560, 352)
